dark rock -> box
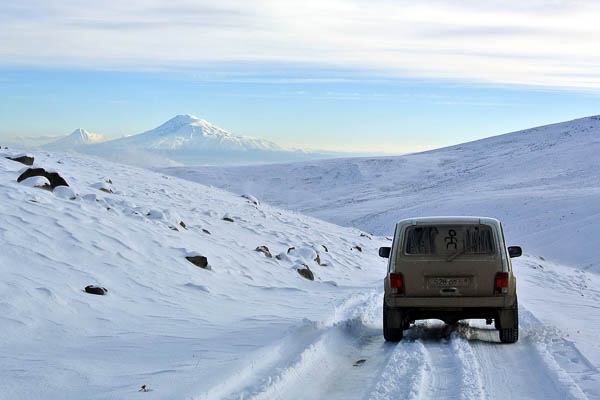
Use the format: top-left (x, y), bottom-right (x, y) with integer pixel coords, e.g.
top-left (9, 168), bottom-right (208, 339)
top-left (106, 178), bottom-right (113, 184)
top-left (352, 246), bottom-right (363, 252)
top-left (297, 265), bottom-right (314, 281)
top-left (360, 233), bottom-right (372, 240)
top-left (84, 285), bottom-right (108, 295)
top-left (6, 155), bottom-right (34, 165)
top-left (353, 359), bottom-right (366, 367)
top-left (99, 187), bottom-right (113, 193)
top-left (222, 217), bottom-right (234, 222)
top-left (202, 229), bottom-right (211, 235)
top-left (255, 245), bottom-right (272, 258)
top-left (179, 221), bottom-right (187, 229)
top-left (275, 254), bottom-right (283, 260)
top-left (314, 254), bottom-right (321, 265)
top-left (241, 194), bottom-right (259, 205)
top-left (287, 247), bottom-right (296, 254)
top-left (17, 168), bottom-right (69, 189)
top-left (168, 226), bottom-right (179, 231)
top-left (17, 168), bottom-right (45, 182)
top-left (46, 172), bottom-right (68, 188)
top-left (322, 245), bottom-right (328, 252)
top-left (186, 256), bottom-right (208, 269)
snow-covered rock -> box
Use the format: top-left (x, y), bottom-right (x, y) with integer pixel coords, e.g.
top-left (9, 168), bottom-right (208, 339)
top-left (20, 175), bottom-right (50, 188)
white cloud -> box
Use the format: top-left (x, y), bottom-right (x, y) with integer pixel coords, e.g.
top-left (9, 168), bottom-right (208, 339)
top-left (1, 0), bottom-right (600, 89)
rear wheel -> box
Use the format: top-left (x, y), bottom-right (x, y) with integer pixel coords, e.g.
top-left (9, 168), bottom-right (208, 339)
top-left (498, 299), bottom-right (519, 344)
top-left (383, 302), bottom-right (403, 342)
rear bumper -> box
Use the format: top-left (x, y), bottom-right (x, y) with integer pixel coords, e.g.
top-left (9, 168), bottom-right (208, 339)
top-left (385, 295), bottom-right (512, 308)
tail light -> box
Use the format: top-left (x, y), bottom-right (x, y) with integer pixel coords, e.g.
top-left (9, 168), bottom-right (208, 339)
top-left (495, 272), bottom-right (509, 294)
top-left (390, 273), bottom-right (404, 295)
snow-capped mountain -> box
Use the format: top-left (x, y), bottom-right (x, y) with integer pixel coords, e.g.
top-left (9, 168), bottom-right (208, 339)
top-left (121, 114), bottom-right (284, 152)
top-left (85, 115), bottom-right (333, 167)
top-left (44, 128), bottom-right (105, 150)
top-left (161, 115), bottom-right (600, 272)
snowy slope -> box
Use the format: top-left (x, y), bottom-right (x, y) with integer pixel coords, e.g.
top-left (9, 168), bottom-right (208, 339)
top-left (43, 128), bottom-right (105, 150)
top-left (85, 115), bottom-right (331, 167)
top-left (161, 115), bottom-right (600, 273)
top-left (1, 148), bottom-right (599, 399)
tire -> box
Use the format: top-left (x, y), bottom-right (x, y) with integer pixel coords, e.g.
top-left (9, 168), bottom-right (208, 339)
top-left (499, 298), bottom-right (519, 344)
top-left (383, 302), bottom-right (403, 342)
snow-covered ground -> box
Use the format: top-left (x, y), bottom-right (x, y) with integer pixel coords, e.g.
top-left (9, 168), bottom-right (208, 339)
top-left (1, 138), bottom-right (599, 399)
top-left (160, 115), bottom-right (600, 274)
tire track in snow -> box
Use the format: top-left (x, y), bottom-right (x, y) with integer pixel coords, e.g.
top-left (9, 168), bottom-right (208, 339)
top-left (461, 305), bottom-right (594, 400)
top-left (370, 339), bottom-right (428, 400)
top-left (205, 290), bottom-right (384, 400)
top-left (240, 290), bottom-right (391, 400)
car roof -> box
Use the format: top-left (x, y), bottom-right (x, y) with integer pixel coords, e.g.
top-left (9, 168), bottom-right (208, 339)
top-left (396, 216), bottom-right (501, 226)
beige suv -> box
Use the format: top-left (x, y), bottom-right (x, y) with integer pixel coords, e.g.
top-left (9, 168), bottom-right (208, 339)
top-left (379, 216), bottom-right (521, 343)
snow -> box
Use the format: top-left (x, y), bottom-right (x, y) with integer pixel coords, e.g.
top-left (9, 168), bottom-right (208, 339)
top-left (2, 114), bottom-right (600, 400)
top-left (20, 175), bottom-right (50, 188)
top-left (161, 115), bottom-right (600, 273)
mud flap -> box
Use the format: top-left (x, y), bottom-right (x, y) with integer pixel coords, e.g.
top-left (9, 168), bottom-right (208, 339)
top-left (386, 306), bottom-right (404, 329)
top-left (497, 301), bottom-right (517, 329)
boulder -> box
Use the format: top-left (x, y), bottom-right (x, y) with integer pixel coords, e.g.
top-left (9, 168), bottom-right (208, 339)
top-left (352, 245), bottom-right (363, 252)
top-left (255, 245), bottom-right (272, 258)
top-left (53, 186), bottom-right (77, 200)
top-left (322, 245), bottom-right (329, 252)
top-left (186, 255), bottom-right (209, 269)
top-left (297, 265), bottom-right (314, 281)
top-left (241, 194), bottom-right (260, 205)
top-left (84, 285), bottom-right (108, 295)
top-left (222, 217), bottom-right (234, 222)
top-left (20, 176), bottom-right (51, 191)
top-left (179, 221), bottom-right (187, 229)
top-left (17, 168), bottom-right (69, 189)
top-left (6, 155), bottom-right (34, 165)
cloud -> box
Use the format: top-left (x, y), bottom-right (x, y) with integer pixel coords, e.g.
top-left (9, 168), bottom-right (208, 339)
top-left (1, 0), bottom-right (599, 89)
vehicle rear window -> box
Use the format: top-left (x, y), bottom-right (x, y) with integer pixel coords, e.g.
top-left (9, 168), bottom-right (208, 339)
top-left (404, 225), bottom-right (495, 256)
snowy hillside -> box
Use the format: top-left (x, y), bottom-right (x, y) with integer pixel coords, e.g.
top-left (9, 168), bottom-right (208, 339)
top-left (1, 147), bottom-right (599, 399)
top-left (161, 115), bottom-right (600, 273)
top-left (84, 115), bottom-right (333, 167)
top-left (44, 128), bottom-right (105, 150)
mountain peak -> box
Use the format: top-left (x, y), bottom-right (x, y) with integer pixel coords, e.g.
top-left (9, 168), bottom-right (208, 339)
top-left (70, 128), bottom-right (90, 139)
top-left (43, 128), bottom-right (104, 149)
top-left (169, 114), bottom-right (201, 124)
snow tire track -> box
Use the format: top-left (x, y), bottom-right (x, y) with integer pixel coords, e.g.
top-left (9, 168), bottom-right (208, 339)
top-left (370, 340), bottom-right (427, 400)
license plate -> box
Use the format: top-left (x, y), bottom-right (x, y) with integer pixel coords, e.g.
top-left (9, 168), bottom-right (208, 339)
top-left (429, 277), bottom-right (471, 288)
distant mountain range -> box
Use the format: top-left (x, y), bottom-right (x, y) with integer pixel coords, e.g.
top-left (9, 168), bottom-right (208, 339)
top-left (36, 115), bottom-right (340, 167)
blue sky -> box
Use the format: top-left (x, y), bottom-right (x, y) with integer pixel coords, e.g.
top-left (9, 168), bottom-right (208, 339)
top-left (1, 0), bottom-right (599, 153)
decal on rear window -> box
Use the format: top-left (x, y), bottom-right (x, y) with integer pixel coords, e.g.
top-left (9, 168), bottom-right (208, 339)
top-left (405, 225), bottom-right (494, 256)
